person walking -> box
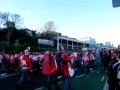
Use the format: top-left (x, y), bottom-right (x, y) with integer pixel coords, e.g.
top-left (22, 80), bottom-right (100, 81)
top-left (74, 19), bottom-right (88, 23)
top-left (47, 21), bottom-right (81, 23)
top-left (61, 54), bottom-right (74, 90)
top-left (42, 51), bottom-right (59, 90)
top-left (17, 47), bottom-right (33, 90)
top-left (83, 52), bottom-right (90, 74)
top-left (95, 51), bottom-right (102, 73)
top-left (107, 54), bottom-right (120, 90)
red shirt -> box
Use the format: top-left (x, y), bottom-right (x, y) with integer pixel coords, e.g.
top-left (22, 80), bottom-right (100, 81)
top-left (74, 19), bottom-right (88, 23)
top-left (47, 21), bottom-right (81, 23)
top-left (19, 55), bottom-right (32, 71)
top-left (83, 55), bottom-right (89, 65)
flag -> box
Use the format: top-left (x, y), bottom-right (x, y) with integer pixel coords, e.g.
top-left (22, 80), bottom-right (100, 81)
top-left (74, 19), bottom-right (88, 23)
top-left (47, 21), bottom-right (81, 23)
top-left (27, 46), bottom-right (30, 51)
top-left (24, 46), bottom-right (30, 55)
top-left (60, 46), bottom-right (64, 51)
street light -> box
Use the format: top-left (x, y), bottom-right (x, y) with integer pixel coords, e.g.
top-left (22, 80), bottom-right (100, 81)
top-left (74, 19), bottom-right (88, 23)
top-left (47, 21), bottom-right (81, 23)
top-left (56, 23), bottom-right (67, 52)
top-left (57, 33), bottom-right (60, 52)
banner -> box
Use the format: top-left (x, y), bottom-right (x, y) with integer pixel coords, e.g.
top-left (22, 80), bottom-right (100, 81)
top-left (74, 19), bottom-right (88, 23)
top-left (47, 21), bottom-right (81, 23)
top-left (38, 39), bottom-right (54, 46)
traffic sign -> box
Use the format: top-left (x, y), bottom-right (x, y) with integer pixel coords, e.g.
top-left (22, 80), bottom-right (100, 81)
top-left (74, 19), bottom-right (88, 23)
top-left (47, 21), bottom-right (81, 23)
top-left (112, 0), bottom-right (120, 8)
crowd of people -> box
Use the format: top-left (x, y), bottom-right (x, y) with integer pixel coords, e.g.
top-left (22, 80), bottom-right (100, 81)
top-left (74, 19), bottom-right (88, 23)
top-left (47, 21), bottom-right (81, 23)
top-left (0, 47), bottom-right (120, 90)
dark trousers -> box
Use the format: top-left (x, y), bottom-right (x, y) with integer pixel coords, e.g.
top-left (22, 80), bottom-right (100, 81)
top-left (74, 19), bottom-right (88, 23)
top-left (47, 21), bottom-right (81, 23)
top-left (32, 62), bottom-right (40, 75)
top-left (18, 69), bottom-right (32, 88)
top-left (47, 73), bottom-right (59, 90)
top-left (84, 64), bottom-right (90, 74)
top-left (76, 61), bottom-right (80, 68)
top-left (64, 76), bottom-right (72, 90)
top-left (109, 84), bottom-right (120, 90)
top-left (89, 60), bottom-right (94, 69)
top-left (0, 64), bottom-right (3, 69)
top-left (109, 80), bottom-right (120, 90)
top-left (56, 69), bottom-right (65, 82)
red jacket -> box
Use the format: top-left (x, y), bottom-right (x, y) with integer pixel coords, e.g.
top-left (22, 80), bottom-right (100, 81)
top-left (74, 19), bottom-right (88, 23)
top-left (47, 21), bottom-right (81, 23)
top-left (83, 55), bottom-right (89, 65)
top-left (19, 55), bottom-right (32, 71)
top-left (42, 58), bottom-right (58, 75)
top-left (76, 54), bottom-right (80, 61)
top-left (10, 55), bottom-right (15, 66)
top-left (61, 62), bottom-right (72, 77)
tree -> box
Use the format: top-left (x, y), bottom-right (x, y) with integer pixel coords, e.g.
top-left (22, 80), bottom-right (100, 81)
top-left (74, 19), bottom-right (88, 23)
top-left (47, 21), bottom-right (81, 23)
top-left (40, 21), bottom-right (58, 39)
top-left (0, 12), bottom-right (23, 45)
top-left (44, 21), bottom-right (55, 32)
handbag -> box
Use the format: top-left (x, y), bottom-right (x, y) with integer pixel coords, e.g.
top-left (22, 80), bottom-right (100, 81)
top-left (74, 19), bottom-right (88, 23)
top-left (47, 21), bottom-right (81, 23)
top-left (68, 62), bottom-right (74, 77)
top-left (103, 79), bottom-right (109, 90)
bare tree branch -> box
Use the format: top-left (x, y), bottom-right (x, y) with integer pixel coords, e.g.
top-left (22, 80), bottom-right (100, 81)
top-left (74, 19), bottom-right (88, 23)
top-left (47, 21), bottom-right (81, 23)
top-left (39, 21), bottom-right (58, 39)
top-left (44, 21), bottom-right (55, 32)
top-left (11, 13), bottom-right (23, 28)
top-left (0, 12), bottom-right (24, 45)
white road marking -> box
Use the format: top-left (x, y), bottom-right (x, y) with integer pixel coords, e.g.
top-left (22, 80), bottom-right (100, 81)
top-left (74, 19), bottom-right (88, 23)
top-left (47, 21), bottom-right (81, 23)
top-left (40, 67), bottom-right (43, 69)
top-left (57, 81), bottom-right (63, 84)
top-left (0, 69), bottom-right (8, 71)
top-left (34, 87), bottom-right (44, 90)
top-left (0, 73), bottom-right (19, 79)
top-left (75, 74), bottom-right (85, 78)
top-left (74, 68), bottom-right (78, 71)
top-left (91, 70), bottom-right (96, 72)
top-left (57, 76), bottom-right (62, 79)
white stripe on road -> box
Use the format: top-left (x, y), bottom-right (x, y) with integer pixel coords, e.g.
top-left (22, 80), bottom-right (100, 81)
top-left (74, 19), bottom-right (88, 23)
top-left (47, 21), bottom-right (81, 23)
top-left (75, 70), bottom-right (96, 79)
top-left (91, 70), bottom-right (96, 72)
top-left (34, 81), bottom-right (63, 90)
top-left (0, 69), bottom-right (8, 71)
top-left (40, 67), bottom-right (43, 69)
top-left (57, 76), bottom-right (62, 79)
top-left (0, 73), bottom-right (19, 79)
top-left (75, 74), bottom-right (85, 78)
top-left (34, 87), bottom-right (44, 90)
top-left (57, 81), bottom-right (63, 84)
top-left (34, 70), bottom-right (96, 90)
top-left (74, 68), bottom-right (78, 71)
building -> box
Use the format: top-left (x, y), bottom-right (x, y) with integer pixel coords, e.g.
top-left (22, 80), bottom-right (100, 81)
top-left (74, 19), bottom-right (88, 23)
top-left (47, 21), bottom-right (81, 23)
top-left (79, 37), bottom-right (96, 50)
top-left (25, 29), bottom-right (33, 36)
top-left (96, 42), bottom-right (115, 50)
top-left (26, 29), bottom-right (116, 51)
top-left (56, 35), bottom-right (90, 52)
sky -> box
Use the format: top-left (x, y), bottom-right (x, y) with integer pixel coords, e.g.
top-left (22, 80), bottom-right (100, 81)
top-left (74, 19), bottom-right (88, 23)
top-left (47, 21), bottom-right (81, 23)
top-left (0, 0), bottom-right (120, 47)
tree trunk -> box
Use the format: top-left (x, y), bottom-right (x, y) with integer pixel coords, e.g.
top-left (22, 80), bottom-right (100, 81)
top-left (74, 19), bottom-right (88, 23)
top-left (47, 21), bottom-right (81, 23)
top-left (6, 28), bottom-right (13, 46)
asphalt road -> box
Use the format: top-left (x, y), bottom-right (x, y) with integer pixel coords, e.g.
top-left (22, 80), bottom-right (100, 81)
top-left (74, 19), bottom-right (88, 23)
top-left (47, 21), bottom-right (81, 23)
top-left (0, 66), bottom-right (106, 90)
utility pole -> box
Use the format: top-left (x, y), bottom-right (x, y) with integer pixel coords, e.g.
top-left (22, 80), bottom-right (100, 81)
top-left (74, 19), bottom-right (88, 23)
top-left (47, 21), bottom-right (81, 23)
top-left (56, 23), bottom-right (67, 52)
top-left (57, 33), bottom-right (59, 52)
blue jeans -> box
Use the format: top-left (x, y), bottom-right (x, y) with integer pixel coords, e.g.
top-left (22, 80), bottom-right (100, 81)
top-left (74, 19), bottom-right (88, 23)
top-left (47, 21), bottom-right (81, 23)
top-left (19, 69), bottom-right (32, 87)
top-left (64, 76), bottom-right (72, 90)
top-left (97, 63), bottom-right (100, 72)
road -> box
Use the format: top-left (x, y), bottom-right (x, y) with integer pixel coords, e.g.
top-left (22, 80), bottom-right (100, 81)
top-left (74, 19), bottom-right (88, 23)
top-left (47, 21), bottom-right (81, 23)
top-left (0, 66), bottom-right (106, 90)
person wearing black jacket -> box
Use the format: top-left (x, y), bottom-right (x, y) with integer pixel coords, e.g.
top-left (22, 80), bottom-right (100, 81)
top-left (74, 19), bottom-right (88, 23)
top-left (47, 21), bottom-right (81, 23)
top-left (107, 54), bottom-right (120, 90)
top-left (56, 53), bottom-right (65, 82)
